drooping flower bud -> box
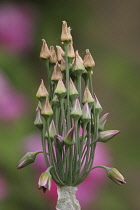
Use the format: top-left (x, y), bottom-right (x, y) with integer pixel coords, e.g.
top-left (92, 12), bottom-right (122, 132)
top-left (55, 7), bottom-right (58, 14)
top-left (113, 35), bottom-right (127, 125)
top-left (36, 80), bottom-right (48, 102)
top-left (71, 98), bottom-right (82, 120)
top-left (40, 39), bottom-right (51, 59)
top-left (99, 113), bottom-right (109, 131)
top-left (94, 94), bottom-right (103, 115)
top-left (38, 167), bottom-right (52, 192)
top-left (83, 49), bottom-right (95, 69)
top-left (105, 167), bottom-right (126, 185)
top-left (98, 130), bottom-right (120, 143)
top-left (17, 151), bottom-right (40, 169)
top-left (81, 102), bottom-right (91, 124)
top-left (49, 46), bottom-right (57, 64)
top-left (51, 62), bottom-right (63, 82)
top-left (67, 42), bottom-right (75, 59)
top-left (64, 127), bottom-right (75, 146)
top-left (83, 86), bottom-right (94, 108)
top-left (34, 106), bottom-right (43, 130)
top-left (56, 45), bottom-right (65, 62)
top-left (60, 57), bottom-right (66, 72)
top-left (54, 79), bottom-right (67, 99)
top-left (69, 78), bottom-right (78, 100)
top-left (41, 98), bottom-right (53, 118)
top-left (61, 21), bottom-right (72, 42)
top-left (45, 120), bottom-right (57, 139)
top-left (72, 50), bottom-right (85, 75)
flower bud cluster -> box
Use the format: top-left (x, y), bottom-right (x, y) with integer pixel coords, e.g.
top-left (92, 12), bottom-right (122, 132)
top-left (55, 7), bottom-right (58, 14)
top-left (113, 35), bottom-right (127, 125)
top-left (17, 21), bottom-right (125, 193)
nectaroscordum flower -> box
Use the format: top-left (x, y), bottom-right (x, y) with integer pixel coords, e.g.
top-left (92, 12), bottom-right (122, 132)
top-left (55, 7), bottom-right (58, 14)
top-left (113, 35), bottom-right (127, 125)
top-left (17, 21), bottom-right (126, 210)
top-left (38, 167), bottom-right (52, 193)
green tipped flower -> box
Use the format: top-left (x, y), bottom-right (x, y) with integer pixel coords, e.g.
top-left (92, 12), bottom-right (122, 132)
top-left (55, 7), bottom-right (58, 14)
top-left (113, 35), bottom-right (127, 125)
top-left (38, 167), bottom-right (52, 192)
top-left (49, 46), bottom-right (57, 64)
top-left (36, 80), bottom-right (48, 102)
top-left (17, 151), bottom-right (40, 169)
top-left (56, 45), bottom-right (65, 62)
top-left (69, 78), bottom-right (78, 100)
top-left (98, 130), bottom-right (120, 143)
top-left (105, 167), bottom-right (126, 185)
top-left (71, 98), bottom-right (82, 120)
top-left (41, 98), bottom-right (53, 118)
top-left (45, 120), bottom-right (57, 139)
top-left (64, 127), bottom-right (75, 146)
top-left (34, 106), bottom-right (43, 130)
top-left (94, 94), bottom-right (103, 115)
top-left (83, 49), bottom-right (95, 69)
top-left (54, 79), bottom-right (67, 99)
top-left (81, 102), bottom-right (91, 124)
top-left (51, 62), bottom-right (63, 82)
top-left (40, 39), bottom-right (51, 59)
top-left (72, 50), bottom-right (85, 75)
top-left (99, 113), bottom-right (109, 131)
top-left (61, 21), bottom-right (72, 42)
top-left (83, 86), bottom-right (94, 108)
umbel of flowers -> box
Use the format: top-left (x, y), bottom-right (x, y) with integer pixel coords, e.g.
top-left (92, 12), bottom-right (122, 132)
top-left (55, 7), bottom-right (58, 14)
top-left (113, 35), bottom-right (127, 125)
top-left (17, 21), bottom-right (126, 210)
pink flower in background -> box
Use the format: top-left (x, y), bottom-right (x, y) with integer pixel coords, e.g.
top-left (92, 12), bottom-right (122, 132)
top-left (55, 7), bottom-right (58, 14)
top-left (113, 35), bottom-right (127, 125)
top-left (0, 174), bottom-right (8, 200)
top-left (0, 71), bottom-right (28, 122)
top-left (25, 132), bottom-right (111, 209)
top-left (0, 3), bottom-right (35, 54)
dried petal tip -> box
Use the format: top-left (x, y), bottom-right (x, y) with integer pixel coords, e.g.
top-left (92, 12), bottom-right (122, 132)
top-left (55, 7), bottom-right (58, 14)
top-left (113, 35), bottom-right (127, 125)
top-left (83, 86), bottom-right (94, 107)
top-left (34, 106), bottom-right (43, 130)
top-left (36, 80), bottom-right (48, 101)
top-left (41, 98), bottom-right (53, 117)
top-left (81, 102), bottom-right (91, 124)
top-left (72, 50), bottom-right (85, 75)
top-left (61, 21), bottom-right (72, 42)
top-left (106, 167), bottom-right (126, 185)
top-left (38, 167), bottom-right (52, 192)
top-left (45, 120), bottom-right (57, 139)
top-left (51, 62), bottom-right (63, 82)
top-left (99, 130), bottom-right (120, 143)
top-left (56, 46), bottom-right (65, 62)
top-left (16, 151), bottom-right (40, 169)
top-left (94, 94), bottom-right (103, 115)
top-left (67, 42), bottom-right (75, 58)
top-left (71, 98), bottom-right (82, 120)
top-left (83, 49), bottom-right (95, 68)
top-left (54, 79), bottom-right (67, 99)
top-left (40, 39), bottom-right (51, 59)
top-left (69, 78), bottom-right (78, 98)
top-left (64, 127), bottom-right (75, 146)
top-left (99, 113), bottom-right (109, 131)
top-left (50, 46), bottom-right (57, 64)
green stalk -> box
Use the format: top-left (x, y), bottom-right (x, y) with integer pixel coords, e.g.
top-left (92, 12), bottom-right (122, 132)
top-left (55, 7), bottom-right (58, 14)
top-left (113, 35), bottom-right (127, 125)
top-left (64, 43), bottom-right (71, 130)
top-left (46, 119), bottom-right (65, 186)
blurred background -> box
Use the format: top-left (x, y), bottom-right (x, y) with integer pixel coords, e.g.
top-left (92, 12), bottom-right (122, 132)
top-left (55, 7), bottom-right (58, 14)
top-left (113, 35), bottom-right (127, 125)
top-left (0, 0), bottom-right (140, 209)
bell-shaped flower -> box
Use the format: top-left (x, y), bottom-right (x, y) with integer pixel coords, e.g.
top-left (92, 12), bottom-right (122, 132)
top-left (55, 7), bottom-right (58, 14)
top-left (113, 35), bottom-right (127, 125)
top-left (38, 167), bottom-right (52, 192)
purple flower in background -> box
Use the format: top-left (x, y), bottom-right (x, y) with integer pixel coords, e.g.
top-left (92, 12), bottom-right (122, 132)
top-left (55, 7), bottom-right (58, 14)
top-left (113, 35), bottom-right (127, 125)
top-left (0, 3), bottom-right (35, 54)
top-left (25, 132), bottom-right (111, 209)
top-left (0, 173), bottom-right (8, 200)
top-left (0, 71), bottom-right (28, 122)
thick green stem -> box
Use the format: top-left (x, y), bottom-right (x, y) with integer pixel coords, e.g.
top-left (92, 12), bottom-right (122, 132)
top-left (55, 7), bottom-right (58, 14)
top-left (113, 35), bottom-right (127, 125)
top-left (64, 43), bottom-right (71, 130)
